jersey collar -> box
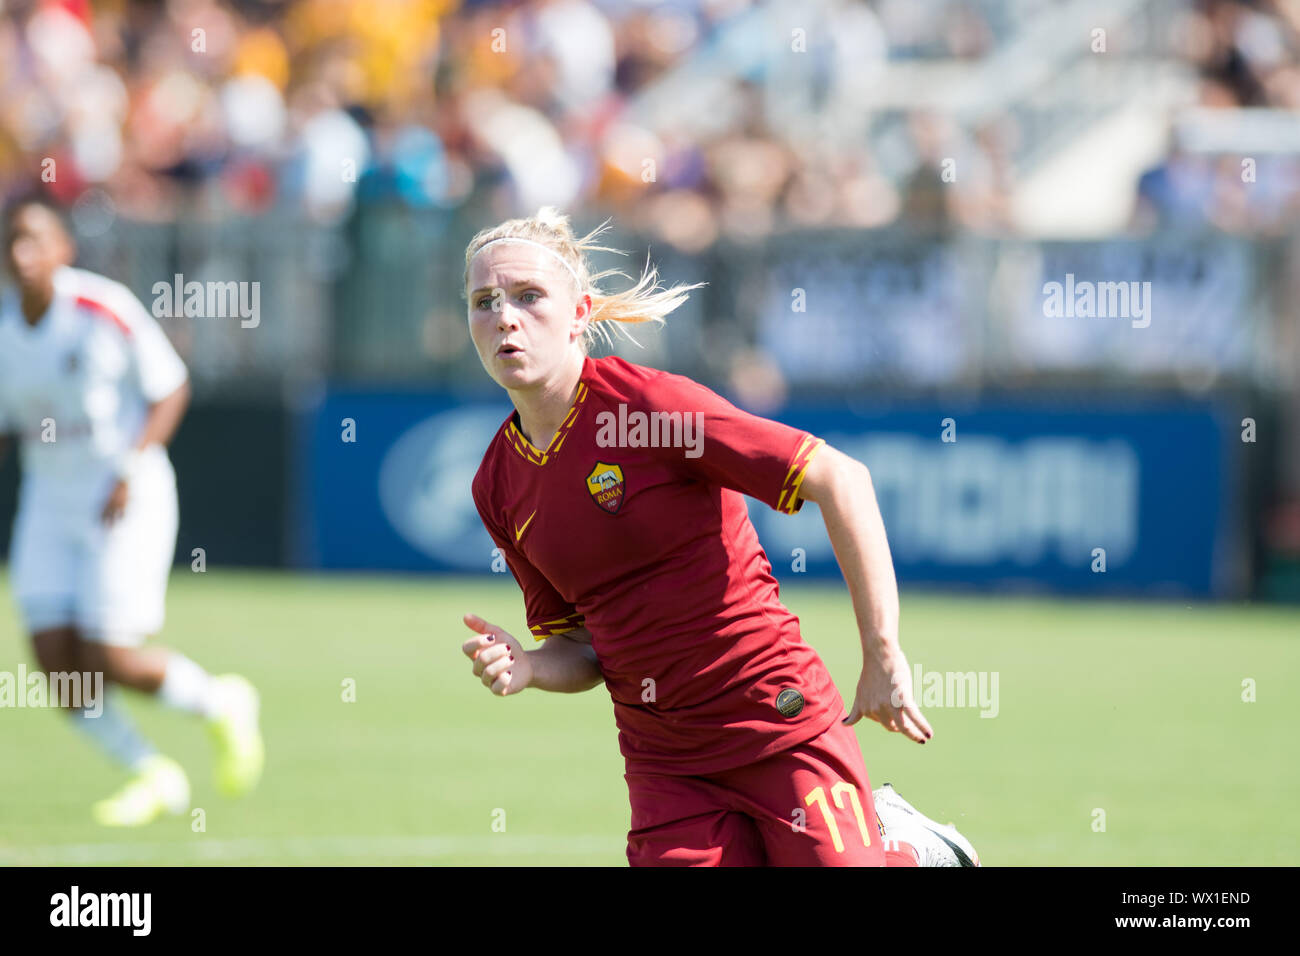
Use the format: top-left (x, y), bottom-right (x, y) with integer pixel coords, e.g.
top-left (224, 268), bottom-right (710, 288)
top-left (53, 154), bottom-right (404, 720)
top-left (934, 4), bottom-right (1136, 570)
top-left (505, 356), bottom-right (592, 466)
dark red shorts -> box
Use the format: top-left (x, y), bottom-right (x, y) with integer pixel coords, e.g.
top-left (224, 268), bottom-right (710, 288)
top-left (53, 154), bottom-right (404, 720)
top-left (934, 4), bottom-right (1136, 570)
top-left (625, 720), bottom-right (887, 866)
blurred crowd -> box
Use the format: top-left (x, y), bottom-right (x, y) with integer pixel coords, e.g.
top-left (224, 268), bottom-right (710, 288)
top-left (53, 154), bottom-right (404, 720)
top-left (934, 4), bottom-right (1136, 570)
top-left (1134, 0), bottom-right (1300, 235)
top-left (2, 0), bottom-right (1300, 249)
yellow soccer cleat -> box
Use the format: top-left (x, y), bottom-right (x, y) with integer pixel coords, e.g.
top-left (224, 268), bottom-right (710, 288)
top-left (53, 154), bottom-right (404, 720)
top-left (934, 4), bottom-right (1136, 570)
top-left (91, 755), bottom-right (191, 827)
top-left (207, 674), bottom-right (265, 797)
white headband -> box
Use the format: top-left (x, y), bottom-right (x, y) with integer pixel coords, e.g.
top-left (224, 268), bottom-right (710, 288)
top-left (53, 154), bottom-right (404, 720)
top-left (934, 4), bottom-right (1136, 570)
top-left (471, 237), bottom-right (583, 290)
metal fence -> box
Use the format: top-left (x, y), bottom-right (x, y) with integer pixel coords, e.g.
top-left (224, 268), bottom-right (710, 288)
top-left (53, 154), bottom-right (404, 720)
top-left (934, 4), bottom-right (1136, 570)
top-left (67, 205), bottom-right (1298, 400)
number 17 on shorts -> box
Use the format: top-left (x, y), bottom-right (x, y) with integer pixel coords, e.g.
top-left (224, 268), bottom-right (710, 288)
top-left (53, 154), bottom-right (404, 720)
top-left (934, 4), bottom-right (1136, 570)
top-left (801, 782), bottom-right (876, 854)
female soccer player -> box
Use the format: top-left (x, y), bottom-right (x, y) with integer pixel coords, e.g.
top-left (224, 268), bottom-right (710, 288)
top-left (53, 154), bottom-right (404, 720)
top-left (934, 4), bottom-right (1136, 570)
top-left (0, 194), bottom-right (264, 826)
top-left (460, 207), bottom-right (980, 866)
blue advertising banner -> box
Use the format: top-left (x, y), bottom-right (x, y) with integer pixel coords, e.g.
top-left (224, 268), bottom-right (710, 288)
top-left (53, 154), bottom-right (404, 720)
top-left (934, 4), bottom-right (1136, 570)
top-left (294, 390), bottom-right (1244, 598)
top-left (755, 398), bottom-right (1242, 598)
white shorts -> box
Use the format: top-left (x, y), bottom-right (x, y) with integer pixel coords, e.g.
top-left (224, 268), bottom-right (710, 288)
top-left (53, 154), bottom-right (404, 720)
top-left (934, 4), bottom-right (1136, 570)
top-left (10, 453), bottom-right (179, 645)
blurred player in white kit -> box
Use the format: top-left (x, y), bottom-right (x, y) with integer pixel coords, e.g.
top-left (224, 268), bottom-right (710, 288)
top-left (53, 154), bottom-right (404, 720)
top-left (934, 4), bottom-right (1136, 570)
top-left (0, 194), bottom-right (264, 826)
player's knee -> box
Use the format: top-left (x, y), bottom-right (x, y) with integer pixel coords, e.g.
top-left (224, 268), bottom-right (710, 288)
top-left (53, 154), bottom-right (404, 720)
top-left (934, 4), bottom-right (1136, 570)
top-left (31, 628), bottom-right (93, 712)
top-left (74, 637), bottom-right (114, 683)
top-left (80, 641), bottom-right (162, 693)
top-left (31, 627), bottom-right (78, 677)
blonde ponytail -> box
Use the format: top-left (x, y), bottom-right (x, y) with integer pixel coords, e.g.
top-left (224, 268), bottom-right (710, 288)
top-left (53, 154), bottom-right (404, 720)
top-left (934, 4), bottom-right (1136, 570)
top-left (464, 206), bottom-right (705, 351)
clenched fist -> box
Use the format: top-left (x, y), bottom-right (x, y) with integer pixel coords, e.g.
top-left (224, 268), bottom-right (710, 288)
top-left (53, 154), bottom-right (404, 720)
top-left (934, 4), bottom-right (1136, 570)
top-left (461, 613), bottom-right (532, 696)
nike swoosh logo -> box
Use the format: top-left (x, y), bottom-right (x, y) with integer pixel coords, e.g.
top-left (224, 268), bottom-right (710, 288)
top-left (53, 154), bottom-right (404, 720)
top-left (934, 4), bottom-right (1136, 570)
top-left (515, 510), bottom-right (537, 540)
top-left (926, 825), bottom-right (976, 867)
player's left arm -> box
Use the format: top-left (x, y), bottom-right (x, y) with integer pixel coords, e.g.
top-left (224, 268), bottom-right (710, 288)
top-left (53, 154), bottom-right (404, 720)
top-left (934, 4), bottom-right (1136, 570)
top-left (101, 380), bottom-right (190, 524)
top-left (639, 370), bottom-right (930, 743)
top-left (798, 443), bottom-right (933, 745)
top-left (101, 284), bottom-right (191, 524)
top-left (133, 380), bottom-right (191, 449)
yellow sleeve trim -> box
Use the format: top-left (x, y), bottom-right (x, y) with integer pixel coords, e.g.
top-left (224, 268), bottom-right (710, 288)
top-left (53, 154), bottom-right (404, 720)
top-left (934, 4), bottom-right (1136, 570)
top-left (528, 613), bottom-right (586, 640)
top-left (776, 435), bottom-right (825, 515)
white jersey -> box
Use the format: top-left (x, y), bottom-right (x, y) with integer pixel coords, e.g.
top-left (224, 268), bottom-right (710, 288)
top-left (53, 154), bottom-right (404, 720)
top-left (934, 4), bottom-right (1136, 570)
top-left (0, 265), bottom-right (188, 504)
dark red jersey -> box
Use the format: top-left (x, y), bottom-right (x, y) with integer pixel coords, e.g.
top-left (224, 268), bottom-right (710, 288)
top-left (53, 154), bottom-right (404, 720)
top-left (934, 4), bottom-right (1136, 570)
top-left (471, 355), bottom-right (838, 775)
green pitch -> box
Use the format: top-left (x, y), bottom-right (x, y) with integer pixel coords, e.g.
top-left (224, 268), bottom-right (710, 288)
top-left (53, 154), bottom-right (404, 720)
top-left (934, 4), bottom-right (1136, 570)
top-left (0, 569), bottom-right (1296, 865)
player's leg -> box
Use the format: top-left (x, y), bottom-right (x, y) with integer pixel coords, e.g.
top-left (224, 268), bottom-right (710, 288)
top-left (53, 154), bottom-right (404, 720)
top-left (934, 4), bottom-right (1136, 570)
top-left (71, 637), bottom-right (191, 827)
top-left (31, 626), bottom-right (80, 688)
top-left (710, 720), bottom-right (900, 866)
top-left (32, 625), bottom-right (164, 773)
top-left (13, 500), bottom-right (81, 685)
top-left (625, 770), bottom-right (766, 866)
top-left (79, 637), bottom-right (262, 792)
top-left (79, 639), bottom-right (210, 711)
top-left (79, 458), bottom-right (264, 803)
top-left (11, 502), bottom-right (170, 815)
top-left (723, 721), bottom-right (980, 867)
top-left (70, 469), bottom-right (199, 826)
top-left (34, 626), bottom-right (158, 769)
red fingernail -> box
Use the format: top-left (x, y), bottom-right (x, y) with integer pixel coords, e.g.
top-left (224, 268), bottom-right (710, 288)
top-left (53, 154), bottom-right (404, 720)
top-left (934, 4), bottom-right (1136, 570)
top-left (486, 636), bottom-right (494, 642)
top-left (508, 655), bottom-right (514, 662)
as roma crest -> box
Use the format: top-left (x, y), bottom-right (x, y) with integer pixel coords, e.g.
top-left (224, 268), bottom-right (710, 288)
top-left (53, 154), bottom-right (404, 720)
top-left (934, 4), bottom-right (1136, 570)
top-left (586, 462), bottom-right (625, 514)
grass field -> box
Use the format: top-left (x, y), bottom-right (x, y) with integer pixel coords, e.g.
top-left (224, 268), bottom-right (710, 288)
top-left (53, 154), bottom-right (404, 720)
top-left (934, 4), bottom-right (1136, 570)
top-left (0, 569), bottom-right (1296, 866)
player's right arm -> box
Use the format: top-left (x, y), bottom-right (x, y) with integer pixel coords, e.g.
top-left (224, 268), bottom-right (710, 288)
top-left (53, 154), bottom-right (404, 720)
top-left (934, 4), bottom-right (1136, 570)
top-left (468, 469), bottom-right (600, 695)
top-left (461, 615), bottom-right (601, 696)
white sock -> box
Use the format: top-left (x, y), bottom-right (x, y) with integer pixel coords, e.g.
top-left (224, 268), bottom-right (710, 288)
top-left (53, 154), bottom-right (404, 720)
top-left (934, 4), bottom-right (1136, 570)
top-left (71, 690), bottom-right (157, 771)
top-left (158, 653), bottom-right (222, 719)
